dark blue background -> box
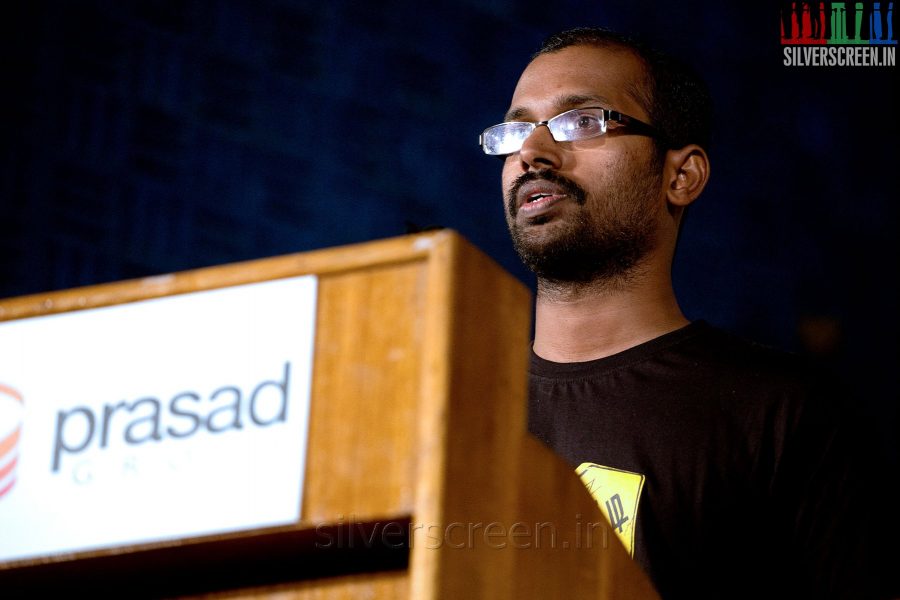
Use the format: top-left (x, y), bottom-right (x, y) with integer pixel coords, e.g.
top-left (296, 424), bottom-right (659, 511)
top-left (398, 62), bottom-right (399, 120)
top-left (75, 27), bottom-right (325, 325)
top-left (2, 1), bottom-right (896, 461)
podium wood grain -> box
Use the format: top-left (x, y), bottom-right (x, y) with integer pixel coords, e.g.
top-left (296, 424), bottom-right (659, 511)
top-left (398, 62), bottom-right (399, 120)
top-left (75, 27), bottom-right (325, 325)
top-left (0, 231), bottom-right (658, 599)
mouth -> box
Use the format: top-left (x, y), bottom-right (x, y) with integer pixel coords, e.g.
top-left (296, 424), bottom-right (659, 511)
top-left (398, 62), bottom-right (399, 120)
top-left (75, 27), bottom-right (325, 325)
top-left (525, 191), bottom-right (564, 204)
top-left (527, 191), bottom-right (552, 202)
top-left (506, 171), bottom-right (587, 221)
top-left (515, 181), bottom-right (570, 215)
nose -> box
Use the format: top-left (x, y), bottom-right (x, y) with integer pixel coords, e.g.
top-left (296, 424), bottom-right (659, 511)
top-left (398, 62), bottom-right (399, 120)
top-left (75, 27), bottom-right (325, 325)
top-left (517, 124), bottom-right (563, 171)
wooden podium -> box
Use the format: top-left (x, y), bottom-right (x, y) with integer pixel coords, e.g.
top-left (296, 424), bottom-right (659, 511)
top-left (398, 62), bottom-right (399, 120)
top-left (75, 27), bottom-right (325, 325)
top-left (0, 231), bottom-right (657, 599)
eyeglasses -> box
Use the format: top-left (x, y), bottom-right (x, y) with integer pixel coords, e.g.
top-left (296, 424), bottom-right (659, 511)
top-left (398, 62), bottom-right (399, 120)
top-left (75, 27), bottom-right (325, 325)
top-left (479, 107), bottom-right (661, 156)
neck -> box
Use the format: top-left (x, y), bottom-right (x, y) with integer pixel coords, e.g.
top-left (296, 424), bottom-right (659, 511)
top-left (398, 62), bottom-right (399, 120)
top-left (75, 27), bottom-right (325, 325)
top-left (532, 264), bottom-right (688, 362)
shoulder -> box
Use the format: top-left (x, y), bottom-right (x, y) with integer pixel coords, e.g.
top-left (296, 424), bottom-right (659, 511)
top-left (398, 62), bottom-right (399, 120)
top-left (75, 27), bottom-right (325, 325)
top-left (679, 321), bottom-right (803, 370)
top-left (676, 321), bottom-right (824, 397)
top-left (671, 322), bottom-right (849, 443)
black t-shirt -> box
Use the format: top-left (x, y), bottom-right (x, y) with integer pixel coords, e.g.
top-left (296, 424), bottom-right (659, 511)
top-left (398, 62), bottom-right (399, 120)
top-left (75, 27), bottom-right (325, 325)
top-left (528, 321), bottom-right (891, 599)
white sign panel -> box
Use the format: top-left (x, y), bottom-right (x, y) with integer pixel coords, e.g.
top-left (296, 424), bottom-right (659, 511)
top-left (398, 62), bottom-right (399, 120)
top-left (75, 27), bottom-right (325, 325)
top-left (0, 275), bottom-right (317, 562)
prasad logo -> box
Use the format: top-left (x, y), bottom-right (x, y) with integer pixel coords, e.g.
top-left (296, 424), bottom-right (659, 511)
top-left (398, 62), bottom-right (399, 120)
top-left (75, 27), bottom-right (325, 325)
top-left (0, 383), bottom-right (25, 499)
top-left (52, 362), bottom-right (293, 473)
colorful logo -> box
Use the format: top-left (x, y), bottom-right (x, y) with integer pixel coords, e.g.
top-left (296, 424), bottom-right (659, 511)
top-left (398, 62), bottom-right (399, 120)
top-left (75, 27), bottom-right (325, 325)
top-left (782, 2), bottom-right (896, 44)
top-left (781, 2), bottom-right (896, 65)
top-left (0, 383), bottom-right (24, 499)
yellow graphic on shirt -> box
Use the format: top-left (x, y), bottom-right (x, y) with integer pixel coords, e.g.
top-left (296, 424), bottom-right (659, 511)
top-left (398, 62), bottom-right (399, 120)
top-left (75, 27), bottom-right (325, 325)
top-left (576, 462), bottom-right (645, 557)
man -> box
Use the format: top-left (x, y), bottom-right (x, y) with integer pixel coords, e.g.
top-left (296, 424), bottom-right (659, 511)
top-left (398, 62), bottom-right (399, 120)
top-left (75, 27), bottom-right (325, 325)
top-left (479, 27), bottom-right (893, 598)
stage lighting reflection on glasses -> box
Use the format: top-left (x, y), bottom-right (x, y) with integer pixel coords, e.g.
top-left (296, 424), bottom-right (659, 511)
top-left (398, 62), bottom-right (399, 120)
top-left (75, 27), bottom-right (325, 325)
top-left (479, 107), bottom-right (660, 156)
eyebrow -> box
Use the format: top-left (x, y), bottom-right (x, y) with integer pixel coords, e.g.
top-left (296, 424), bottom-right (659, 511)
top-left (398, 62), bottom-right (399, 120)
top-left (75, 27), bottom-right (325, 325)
top-left (504, 93), bottom-right (613, 122)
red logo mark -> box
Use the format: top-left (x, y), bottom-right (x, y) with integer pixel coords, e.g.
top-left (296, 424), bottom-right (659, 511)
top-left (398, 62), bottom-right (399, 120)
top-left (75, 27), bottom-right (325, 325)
top-left (0, 383), bottom-right (24, 499)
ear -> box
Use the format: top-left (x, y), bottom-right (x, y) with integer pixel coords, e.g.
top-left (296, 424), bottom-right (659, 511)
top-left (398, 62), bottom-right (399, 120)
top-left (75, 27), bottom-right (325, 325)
top-left (663, 144), bottom-right (710, 207)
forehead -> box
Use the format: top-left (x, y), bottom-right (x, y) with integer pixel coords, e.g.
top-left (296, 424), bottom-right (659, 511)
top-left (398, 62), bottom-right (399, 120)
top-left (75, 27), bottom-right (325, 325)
top-left (508, 45), bottom-right (649, 121)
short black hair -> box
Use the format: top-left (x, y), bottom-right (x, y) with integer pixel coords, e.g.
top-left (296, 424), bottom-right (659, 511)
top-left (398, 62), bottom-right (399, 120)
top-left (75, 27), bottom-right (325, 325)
top-left (534, 27), bottom-right (713, 154)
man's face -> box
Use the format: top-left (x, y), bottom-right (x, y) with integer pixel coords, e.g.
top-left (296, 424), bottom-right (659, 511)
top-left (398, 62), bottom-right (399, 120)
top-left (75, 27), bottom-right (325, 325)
top-left (501, 44), bottom-right (665, 285)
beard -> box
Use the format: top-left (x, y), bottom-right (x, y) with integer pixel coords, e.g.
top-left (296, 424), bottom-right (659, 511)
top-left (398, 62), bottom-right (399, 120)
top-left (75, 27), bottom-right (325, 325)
top-left (505, 165), bottom-right (661, 288)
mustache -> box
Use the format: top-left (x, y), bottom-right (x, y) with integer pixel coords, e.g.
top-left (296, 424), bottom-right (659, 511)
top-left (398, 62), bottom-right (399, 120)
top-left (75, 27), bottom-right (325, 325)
top-left (506, 170), bottom-right (587, 219)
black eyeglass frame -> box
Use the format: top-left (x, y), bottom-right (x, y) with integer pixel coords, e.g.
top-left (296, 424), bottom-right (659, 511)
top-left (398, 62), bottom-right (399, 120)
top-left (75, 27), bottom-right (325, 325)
top-left (478, 107), bottom-right (663, 156)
